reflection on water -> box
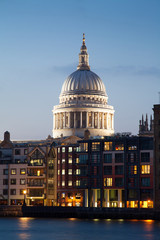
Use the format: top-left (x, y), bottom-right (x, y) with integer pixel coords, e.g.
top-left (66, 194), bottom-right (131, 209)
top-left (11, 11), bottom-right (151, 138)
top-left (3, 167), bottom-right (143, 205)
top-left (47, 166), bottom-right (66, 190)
top-left (18, 233), bottom-right (31, 240)
top-left (0, 217), bottom-right (160, 240)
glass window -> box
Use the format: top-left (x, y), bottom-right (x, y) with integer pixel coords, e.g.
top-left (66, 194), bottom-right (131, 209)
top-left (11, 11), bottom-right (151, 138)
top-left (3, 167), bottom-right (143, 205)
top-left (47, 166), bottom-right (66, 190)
top-left (11, 169), bottom-right (16, 175)
top-left (15, 149), bottom-right (20, 155)
top-left (92, 142), bottom-right (100, 151)
top-left (79, 143), bottom-right (88, 152)
top-left (68, 158), bottom-right (72, 164)
top-left (134, 165), bottom-right (137, 174)
top-left (3, 169), bottom-right (8, 175)
top-left (128, 145), bottom-right (137, 150)
top-left (141, 152), bottom-right (150, 162)
top-left (115, 166), bottom-right (124, 175)
top-left (115, 144), bottom-right (124, 151)
top-left (62, 181), bottom-right (65, 186)
top-left (104, 142), bottom-right (112, 151)
top-left (58, 170), bottom-right (60, 175)
top-left (76, 180), bottom-right (80, 186)
top-left (78, 154), bottom-right (88, 164)
top-left (115, 153), bottom-right (124, 163)
top-left (10, 189), bottom-right (16, 195)
top-left (104, 166), bottom-right (112, 175)
top-left (104, 178), bottom-right (112, 187)
top-left (11, 179), bottom-right (16, 185)
top-left (3, 179), bottom-right (8, 185)
top-left (62, 147), bottom-right (65, 153)
top-left (3, 189), bottom-right (8, 195)
top-left (68, 147), bottom-right (72, 152)
top-left (62, 159), bottom-right (65, 164)
top-left (68, 169), bottom-right (72, 175)
top-left (115, 178), bottom-right (124, 187)
top-left (20, 168), bottom-right (26, 175)
top-left (24, 149), bottom-right (27, 155)
top-left (68, 181), bottom-right (72, 186)
top-left (141, 165), bottom-right (150, 174)
top-left (58, 148), bottom-right (60, 153)
top-left (76, 169), bottom-right (80, 175)
top-left (62, 169), bottom-right (65, 175)
top-left (141, 177), bottom-right (150, 187)
top-left (20, 189), bottom-right (26, 195)
top-left (104, 154), bottom-right (112, 163)
top-left (20, 179), bottom-right (26, 185)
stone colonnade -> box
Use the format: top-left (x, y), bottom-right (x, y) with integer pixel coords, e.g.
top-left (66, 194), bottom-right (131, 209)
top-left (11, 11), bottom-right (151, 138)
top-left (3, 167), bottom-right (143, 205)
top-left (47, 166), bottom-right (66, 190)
top-left (84, 189), bottom-right (123, 208)
top-left (54, 111), bottom-right (114, 130)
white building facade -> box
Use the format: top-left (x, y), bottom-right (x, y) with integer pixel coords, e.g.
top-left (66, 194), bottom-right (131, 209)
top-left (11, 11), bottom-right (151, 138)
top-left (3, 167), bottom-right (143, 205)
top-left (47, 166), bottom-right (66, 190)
top-left (53, 34), bottom-right (114, 138)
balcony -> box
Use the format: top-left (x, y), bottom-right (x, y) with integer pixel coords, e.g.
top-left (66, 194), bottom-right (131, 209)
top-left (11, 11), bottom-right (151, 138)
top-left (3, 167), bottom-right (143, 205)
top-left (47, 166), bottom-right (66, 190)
top-left (27, 163), bottom-right (45, 168)
top-left (27, 184), bottom-right (45, 188)
top-left (27, 174), bottom-right (45, 178)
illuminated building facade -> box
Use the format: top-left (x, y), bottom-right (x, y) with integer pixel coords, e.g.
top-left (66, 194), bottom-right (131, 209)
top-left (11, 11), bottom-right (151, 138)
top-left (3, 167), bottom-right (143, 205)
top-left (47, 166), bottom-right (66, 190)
top-left (53, 34), bottom-right (114, 138)
top-left (57, 136), bottom-right (154, 208)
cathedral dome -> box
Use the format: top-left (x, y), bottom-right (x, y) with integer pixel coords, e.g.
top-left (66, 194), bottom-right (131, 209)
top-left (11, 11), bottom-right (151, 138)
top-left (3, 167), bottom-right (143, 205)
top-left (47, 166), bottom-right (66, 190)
top-left (60, 69), bottom-right (107, 97)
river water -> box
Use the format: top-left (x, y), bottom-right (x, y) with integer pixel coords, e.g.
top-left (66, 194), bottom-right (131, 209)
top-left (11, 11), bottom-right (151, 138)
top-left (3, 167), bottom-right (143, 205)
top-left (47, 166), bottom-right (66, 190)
top-left (0, 218), bottom-right (160, 240)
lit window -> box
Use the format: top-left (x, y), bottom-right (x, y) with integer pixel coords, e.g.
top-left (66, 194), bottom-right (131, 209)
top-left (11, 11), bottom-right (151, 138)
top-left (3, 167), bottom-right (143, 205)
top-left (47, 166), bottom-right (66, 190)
top-left (104, 142), bottom-right (112, 151)
top-left (80, 143), bottom-right (88, 152)
top-left (68, 169), bottom-right (72, 175)
top-left (62, 169), bottom-right (65, 175)
top-left (20, 169), bottom-right (26, 175)
top-left (62, 147), bottom-right (65, 153)
top-left (62, 193), bottom-right (65, 198)
top-left (37, 170), bottom-right (40, 176)
top-left (62, 181), bottom-right (65, 186)
top-left (58, 148), bottom-right (60, 153)
top-left (92, 142), bottom-right (100, 151)
top-left (62, 159), bottom-right (65, 164)
top-left (11, 169), bottom-right (16, 175)
top-left (141, 165), bottom-right (150, 174)
top-left (68, 147), bottom-right (72, 152)
top-left (115, 144), bottom-right (124, 151)
top-left (134, 165), bottom-right (137, 174)
top-left (76, 169), bottom-right (80, 175)
top-left (11, 179), bottom-right (16, 185)
top-left (58, 160), bottom-right (60, 164)
top-left (68, 181), bottom-right (72, 186)
top-left (104, 178), bottom-right (112, 187)
top-left (76, 180), bottom-right (80, 186)
top-left (20, 179), bottom-right (25, 185)
top-left (128, 146), bottom-right (137, 150)
top-left (58, 170), bottom-right (60, 175)
top-left (76, 158), bottom-right (79, 164)
top-left (68, 158), bottom-right (72, 164)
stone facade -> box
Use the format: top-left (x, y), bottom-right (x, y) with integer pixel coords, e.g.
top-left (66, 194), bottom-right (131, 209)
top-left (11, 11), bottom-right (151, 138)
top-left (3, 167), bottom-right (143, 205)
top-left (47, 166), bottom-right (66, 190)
top-left (53, 34), bottom-right (114, 138)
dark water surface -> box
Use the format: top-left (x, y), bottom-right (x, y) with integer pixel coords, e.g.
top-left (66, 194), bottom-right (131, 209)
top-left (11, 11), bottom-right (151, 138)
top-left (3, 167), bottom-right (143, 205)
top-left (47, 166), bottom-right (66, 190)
top-left (0, 218), bottom-right (160, 240)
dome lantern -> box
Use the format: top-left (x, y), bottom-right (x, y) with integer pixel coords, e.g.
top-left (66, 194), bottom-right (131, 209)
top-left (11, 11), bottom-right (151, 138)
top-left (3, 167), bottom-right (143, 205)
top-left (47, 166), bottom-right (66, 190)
top-left (77, 33), bottom-right (90, 71)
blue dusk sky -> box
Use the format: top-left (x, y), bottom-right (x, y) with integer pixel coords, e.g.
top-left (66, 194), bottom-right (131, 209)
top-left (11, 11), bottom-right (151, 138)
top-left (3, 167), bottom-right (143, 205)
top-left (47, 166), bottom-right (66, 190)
top-left (0, 0), bottom-right (160, 140)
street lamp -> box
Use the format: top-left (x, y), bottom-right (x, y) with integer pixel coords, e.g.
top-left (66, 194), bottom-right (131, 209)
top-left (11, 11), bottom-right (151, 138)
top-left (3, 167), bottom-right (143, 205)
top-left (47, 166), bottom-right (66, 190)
top-left (23, 190), bottom-right (27, 206)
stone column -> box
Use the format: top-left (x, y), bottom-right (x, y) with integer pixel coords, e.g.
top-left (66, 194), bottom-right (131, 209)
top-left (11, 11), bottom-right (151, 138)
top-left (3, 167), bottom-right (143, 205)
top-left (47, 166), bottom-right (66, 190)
top-left (118, 189), bottom-right (122, 207)
top-left (86, 112), bottom-right (88, 128)
top-left (68, 112), bottom-right (71, 128)
top-left (97, 112), bottom-right (100, 128)
top-left (80, 112), bottom-right (82, 128)
top-left (74, 112), bottom-right (76, 128)
top-left (111, 114), bottom-right (114, 130)
top-left (92, 112), bottom-right (94, 128)
top-left (54, 113), bottom-right (56, 129)
top-left (102, 113), bottom-right (104, 129)
top-left (85, 189), bottom-right (88, 207)
top-left (93, 189), bottom-right (97, 207)
top-left (64, 112), bottom-right (66, 128)
top-left (104, 189), bottom-right (110, 207)
top-left (106, 113), bottom-right (108, 129)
